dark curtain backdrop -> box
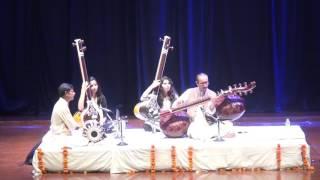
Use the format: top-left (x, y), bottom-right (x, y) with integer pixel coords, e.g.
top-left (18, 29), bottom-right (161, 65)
top-left (1, 0), bottom-right (320, 118)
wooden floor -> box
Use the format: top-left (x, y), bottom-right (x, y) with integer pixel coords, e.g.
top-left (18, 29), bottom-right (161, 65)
top-left (0, 113), bottom-right (319, 180)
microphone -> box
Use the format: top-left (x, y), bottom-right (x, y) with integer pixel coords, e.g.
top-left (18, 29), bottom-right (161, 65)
top-left (99, 107), bottom-right (112, 113)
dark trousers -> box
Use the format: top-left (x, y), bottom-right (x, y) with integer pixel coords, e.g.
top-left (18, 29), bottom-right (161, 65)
top-left (24, 141), bottom-right (41, 165)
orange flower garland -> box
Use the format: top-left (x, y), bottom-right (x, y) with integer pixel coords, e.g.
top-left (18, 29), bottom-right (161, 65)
top-left (301, 144), bottom-right (314, 170)
top-left (62, 147), bottom-right (69, 173)
top-left (171, 146), bottom-right (177, 172)
top-left (128, 170), bottom-right (136, 174)
top-left (37, 148), bottom-right (46, 174)
top-left (188, 146), bottom-right (193, 172)
top-left (276, 144), bottom-right (281, 170)
top-left (150, 145), bottom-right (156, 173)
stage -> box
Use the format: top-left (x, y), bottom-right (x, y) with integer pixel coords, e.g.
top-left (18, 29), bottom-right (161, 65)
top-left (1, 114), bottom-right (319, 180)
top-left (32, 125), bottom-right (311, 174)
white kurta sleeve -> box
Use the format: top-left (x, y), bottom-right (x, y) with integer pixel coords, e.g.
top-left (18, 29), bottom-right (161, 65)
top-left (58, 106), bottom-right (79, 131)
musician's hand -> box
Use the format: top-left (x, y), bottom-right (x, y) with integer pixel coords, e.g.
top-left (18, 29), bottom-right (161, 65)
top-left (172, 99), bottom-right (184, 108)
top-left (212, 96), bottom-right (225, 107)
top-left (160, 107), bottom-right (172, 113)
top-left (81, 81), bottom-right (89, 92)
top-left (150, 80), bottom-right (161, 89)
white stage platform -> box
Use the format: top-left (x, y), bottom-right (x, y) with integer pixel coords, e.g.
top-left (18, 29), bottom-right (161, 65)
top-left (32, 125), bottom-right (310, 174)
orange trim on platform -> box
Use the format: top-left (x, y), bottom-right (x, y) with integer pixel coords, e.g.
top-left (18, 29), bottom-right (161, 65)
top-left (62, 147), bottom-right (69, 173)
top-left (150, 145), bottom-right (156, 173)
top-left (188, 146), bottom-right (194, 171)
top-left (276, 144), bottom-right (281, 170)
top-left (171, 146), bottom-right (177, 172)
top-left (37, 148), bottom-right (46, 174)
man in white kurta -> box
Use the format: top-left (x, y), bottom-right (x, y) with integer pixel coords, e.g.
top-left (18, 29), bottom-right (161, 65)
top-left (42, 83), bottom-right (88, 148)
top-left (173, 73), bottom-right (233, 140)
top-left (50, 97), bottom-right (79, 135)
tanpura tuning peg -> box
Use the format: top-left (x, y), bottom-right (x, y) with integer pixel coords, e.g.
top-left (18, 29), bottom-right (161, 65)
top-left (169, 46), bottom-right (174, 50)
top-left (238, 83), bottom-right (242, 87)
top-left (72, 42), bottom-right (76, 47)
top-left (244, 82), bottom-right (248, 86)
top-left (159, 37), bottom-right (163, 42)
top-left (233, 84), bottom-right (237, 88)
top-left (80, 46), bottom-right (87, 51)
top-left (228, 86), bottom-right (232, 90)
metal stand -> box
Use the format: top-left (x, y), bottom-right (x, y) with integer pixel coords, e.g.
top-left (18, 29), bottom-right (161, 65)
top-left (114, 109), bottom-right (121, 139)
top-left (214, 118), bottom-right (224, 142)
top-left (117, 119), bottom-right (128, 146)
top-left (115, 109), bottom-right (128, 146)
top-left (205, 113), bottom-right (230, 142)
top-left (100, 107), bottom-right (113, 121)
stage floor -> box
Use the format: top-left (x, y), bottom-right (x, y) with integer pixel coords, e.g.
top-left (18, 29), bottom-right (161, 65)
top-left (0, 113), bottom-right (319, 180)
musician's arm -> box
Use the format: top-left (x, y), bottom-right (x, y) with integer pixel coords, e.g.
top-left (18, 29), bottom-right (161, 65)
top-left (206, 91), bottom-right (224, 114)
top-left (140, 80), bottom-right (161, 101)
top-left (172, 89), bottom-right (190, 108)
top-left (205, 91), bottom-right (217, 113)
top-left (78, 82), bottom-right (88, 111)
top-left (211, 94), bottom-right (225, 108)
top-left (60, 107), bottom-right (81, 131)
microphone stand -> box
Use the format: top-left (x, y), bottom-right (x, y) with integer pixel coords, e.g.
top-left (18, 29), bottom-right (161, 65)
top-left (204, 112), bottom-right (231, 142)
top-left (99, 107), bottom-right (116, 134)
top-left (115, 108), bottom-right (128, 146)
top-left (99, 107), bottom-right (113, 121)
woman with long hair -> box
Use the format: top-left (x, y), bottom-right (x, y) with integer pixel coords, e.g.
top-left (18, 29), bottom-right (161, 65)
top-left (78, 76), bottom-right (108, 122)
top-left (141, 76), bottom-right (178, 110)
top-left (140, 76), bottom-right (179, 131)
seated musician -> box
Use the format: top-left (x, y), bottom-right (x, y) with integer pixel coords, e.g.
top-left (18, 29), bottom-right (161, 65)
top-left (42, 83), bottom-right (88, 147)
top-left (172, 73), bottom-right (234, 140)
top-left (78, 76), bottom-right (109, 124)
top-left (25, 83), bottom-right (87, 164)
top-left (140, 76), bottom-right (179, 131)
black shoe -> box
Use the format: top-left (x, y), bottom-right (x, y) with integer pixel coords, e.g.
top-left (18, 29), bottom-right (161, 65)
top-left (24, 141), bottom-right (42, 165)
top-left (143, 123), bottom-right (160, 132)
top-left (143, 123), bottom-right (152, 131)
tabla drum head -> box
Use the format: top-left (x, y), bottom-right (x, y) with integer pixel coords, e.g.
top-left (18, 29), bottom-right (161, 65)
top-left (82, 120), bottom-right (106, 143)
top-left (216, 95), bottom-right (246, 121)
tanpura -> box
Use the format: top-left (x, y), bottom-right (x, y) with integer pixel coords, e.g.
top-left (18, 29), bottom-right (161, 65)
top-left (72, 39), bottom-right (103, 126)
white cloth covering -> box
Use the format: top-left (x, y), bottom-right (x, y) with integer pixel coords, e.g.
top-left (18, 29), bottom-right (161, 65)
top-left (187, 107), bottom-right (234, 140)
top-left (32, 125), bottom-right (310, 174)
